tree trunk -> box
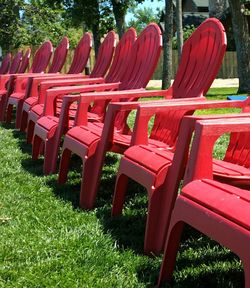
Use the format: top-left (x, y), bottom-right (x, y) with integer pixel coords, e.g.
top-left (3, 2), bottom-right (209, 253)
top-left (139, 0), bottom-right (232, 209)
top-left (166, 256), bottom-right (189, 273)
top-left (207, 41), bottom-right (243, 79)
top-left (162, 0), bottom-right (173, 89)
top-left (92, 0), bottom-right (101, 58)
top-left (111, 0), bottom-right (126, 38)
top-left (209, 0), bottom-right (227, 19)
top-left (176, 0), bottom-right (183, 61)
top-left (228, 0), bottom-right (250, 93)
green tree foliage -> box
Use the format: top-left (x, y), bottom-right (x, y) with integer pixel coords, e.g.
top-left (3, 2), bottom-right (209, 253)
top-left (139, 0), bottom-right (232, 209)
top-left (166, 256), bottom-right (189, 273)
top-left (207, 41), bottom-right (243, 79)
top-left (0, 0), bottom-right (24, 52)
top-left (64, 0), bottom-right (115, 55)
top-left (111, 0), bottom-right (143, 37)
top-left (128, 6), bottom-right (160, 33)
top-left (0, 0), bottom-right (83, 53)
top-left (21, 0), bottom-right (68, 46)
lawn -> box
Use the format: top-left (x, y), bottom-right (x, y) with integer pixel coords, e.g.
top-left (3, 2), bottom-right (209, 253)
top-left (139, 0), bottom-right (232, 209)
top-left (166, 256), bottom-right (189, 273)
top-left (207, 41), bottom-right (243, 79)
top-left (0, 87), bottom-right (245, 287)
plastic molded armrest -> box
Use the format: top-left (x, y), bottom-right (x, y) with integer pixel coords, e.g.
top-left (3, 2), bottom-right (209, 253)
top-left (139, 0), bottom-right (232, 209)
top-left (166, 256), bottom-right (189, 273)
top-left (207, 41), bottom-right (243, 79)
top-left (43, 82), bottom-right (121, 116)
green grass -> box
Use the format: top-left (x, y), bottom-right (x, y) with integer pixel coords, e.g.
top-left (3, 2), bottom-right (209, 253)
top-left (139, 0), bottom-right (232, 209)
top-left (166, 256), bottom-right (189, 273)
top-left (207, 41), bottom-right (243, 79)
top-left (0, 87), bottom-right (245, 287)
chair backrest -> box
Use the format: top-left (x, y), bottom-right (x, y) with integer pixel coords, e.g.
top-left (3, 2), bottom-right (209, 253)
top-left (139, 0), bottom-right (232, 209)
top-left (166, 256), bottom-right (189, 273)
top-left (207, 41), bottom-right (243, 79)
top-left (48, 36), bottom-right (69, 73)
top-left (67, 33), bottom-right (92, 74)
top-left (90, 28), bottom-right (137, 116)
top-left (9, 51), bottom-right (23, 74)
top-left (119, 23), bottom-right (162, 90)
top-left (105, 28), bottom-right (137, 83)
top-left (29, 40), bottom-right (53, 73)
top-left (171, 18), bottom-right (227, 99)
top-left (18, 48), bottom-right (31, 73)
top-left (150, 18), bottom-right (227, 148)
top-left (0, 53), bottom-right (11, 74)
top-left (113, 23), bottom-right (162, 132)
top-left (90, 31), bottom-right (116, 78)
top-left (224, 122), bottom-right (250, 168)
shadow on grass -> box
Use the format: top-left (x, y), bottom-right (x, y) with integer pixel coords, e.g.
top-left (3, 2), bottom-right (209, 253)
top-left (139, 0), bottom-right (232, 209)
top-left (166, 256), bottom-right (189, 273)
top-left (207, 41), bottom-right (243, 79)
top-left (6, 122), bottom-right (244, 287)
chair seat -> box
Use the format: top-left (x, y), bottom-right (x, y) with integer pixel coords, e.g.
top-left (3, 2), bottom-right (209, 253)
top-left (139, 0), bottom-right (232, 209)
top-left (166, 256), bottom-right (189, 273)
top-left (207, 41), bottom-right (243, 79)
top-left (24, 96), bottom-right (38, 107)
top-left (66, 122), bottom-right (104, 146)
top-left (36, 116), bottom-right (59, 131)
top-left (0, 89), bottom-right (7, 95)
top-left (124, 145), bottom-right (174, 174)
top-left (31, 104), bottom-right (44, 116)
top-left (9, 92), bottom-right (25, 100)
top-left (182, 179), bottom-right (250, 231)
top-left (213, 159), bottom-right (250, 179)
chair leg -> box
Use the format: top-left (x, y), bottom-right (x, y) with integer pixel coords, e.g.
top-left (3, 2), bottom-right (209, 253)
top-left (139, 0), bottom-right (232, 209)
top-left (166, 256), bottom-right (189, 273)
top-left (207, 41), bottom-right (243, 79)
top-left (0, 94), bottom-right (6, 122)
top-left (157, 221), bottom-right (184, 286)
top-left (242, 260), bottom-right (250, 288)
top-left (112, 172), bottom-right (129, 216)
top-left (144, 187), bottom-right (170, 255)
top-left (15, 102), bottom-right (23, 129)
top-left (20, 110), bottom-right (28, 132)
top-left (79, 154), bottom-right (99, 210)
top-left (5, 104), bottom-right (13, 123)
top-left (58, 148), bottom-right (72, 184)
top-left (26, 120), bottom-right (35, 144)
top-left (32, 135), bottom-right (43, 160)
top-left (43, 137), bottom-right (58, 175)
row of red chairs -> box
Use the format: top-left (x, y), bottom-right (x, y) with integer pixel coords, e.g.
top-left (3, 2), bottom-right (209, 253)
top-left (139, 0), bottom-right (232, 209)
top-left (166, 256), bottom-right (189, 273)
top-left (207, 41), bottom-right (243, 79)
top-left (0, 18), bottom-right (249, 286)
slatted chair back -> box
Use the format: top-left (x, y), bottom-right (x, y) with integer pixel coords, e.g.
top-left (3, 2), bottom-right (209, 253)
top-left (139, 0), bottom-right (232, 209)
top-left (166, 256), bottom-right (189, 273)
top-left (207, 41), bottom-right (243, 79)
top-left (18, 48), bottom-right (31, 73)
top-left (67, 33), bottom-right (92, 74)
top-left (0, 53), bottom-right (12, 74)
top-left (150, 18), bottom-right (227, 148)
top-left (90, 28), bottom-right (137, 117)
top-left (29, 41), bottom-right (53, 73)
top-left (120, 23), bottom-right (162, 90)
top-left (105, 28), bottom-right (137, 83)
top-left (113, 23), bottom-right (162, 132)
top-left (9, 51), bottom-right (23, 74)
top-left (48, 36), bottom-right (69, 73)
top-left (224, 128), bottom-right (250, 168)
top-left (90, 31), bottom-right (116, 78)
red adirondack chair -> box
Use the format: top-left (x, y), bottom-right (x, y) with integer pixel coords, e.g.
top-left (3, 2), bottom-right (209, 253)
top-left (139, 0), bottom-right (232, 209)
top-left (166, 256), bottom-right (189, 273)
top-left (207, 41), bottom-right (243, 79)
top-left (31, 23), bottom-right (161, 174)
top-left (22, 30), bottom-right (117, 137)
top-left (55, 18), bottom-right (226, 212)
top-left (158, 116), bottom-right (250, 288)
top-left (0, 41), bottom-right (53, 123)
top-left (0, 53), bottom-right (12, 74)
top-left (5, 37), bottom-right (70, 127)
top-left (0, 49), bottom-right (31, 122)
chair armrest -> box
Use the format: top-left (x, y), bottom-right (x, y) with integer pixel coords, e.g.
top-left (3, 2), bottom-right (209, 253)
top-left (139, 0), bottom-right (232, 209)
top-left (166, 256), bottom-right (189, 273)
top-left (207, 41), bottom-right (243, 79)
top-left (36, 78), bottom-right (106, 103)
top-left (184, 116), bottom-right (250, 184)
top-left (43, 82), bottom-right (121, 116)
top-left (55, 94), bottom-right (82, 140)
top-left (0, 74), bottom-right (11, 90)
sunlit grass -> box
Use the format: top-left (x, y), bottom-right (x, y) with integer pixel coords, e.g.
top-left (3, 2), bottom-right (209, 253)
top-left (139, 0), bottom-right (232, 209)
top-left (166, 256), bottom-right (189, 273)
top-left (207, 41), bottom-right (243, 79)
top-left (0, 87), bottom-right (245, 287)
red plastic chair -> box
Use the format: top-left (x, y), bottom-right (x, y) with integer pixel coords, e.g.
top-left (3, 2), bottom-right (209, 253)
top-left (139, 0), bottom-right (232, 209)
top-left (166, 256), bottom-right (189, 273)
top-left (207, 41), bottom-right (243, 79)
top-left (5, 37), bottom-right (70, 127)
top-left (31, 24), bottom-right (161, 174)
top-left (0, 49), bottom-right (31, 122)
top-left (0, 41), bottom-right (53, 123)
top-left (0, 53), bottom-right (12, 74)
top-left (158, 116), bottom-right (250, 287)
top-left (22, 30), bottom-right (116, 137)
top-left (108, 18), bottom-right (229, 253)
